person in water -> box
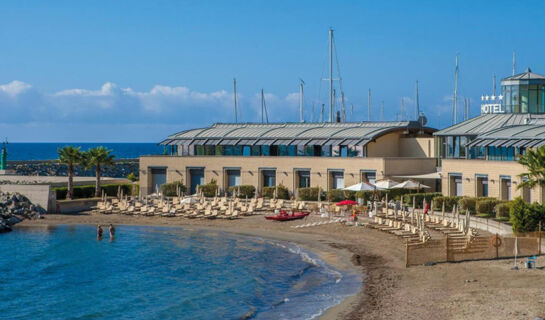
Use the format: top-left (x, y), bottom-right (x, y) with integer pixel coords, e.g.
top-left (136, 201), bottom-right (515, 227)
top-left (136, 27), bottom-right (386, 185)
top-left (97, 224), bottom-right (103, 239)
top-left (109, 224), bottom-right (115, 238)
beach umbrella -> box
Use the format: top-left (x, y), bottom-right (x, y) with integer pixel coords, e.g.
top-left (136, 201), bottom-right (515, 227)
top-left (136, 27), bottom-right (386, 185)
top-left (181, 197), bottom-right (198, 204)
top-left (343, 182), bottom-right (379, 192)
top-left (274, 185), bottom-right (278, 199)
top-left (373, 179), bottom-right (399, 190)
top-left (336, 200), bottom-right (358, 206)
top-left (392, 180), bottom-right (430, 190)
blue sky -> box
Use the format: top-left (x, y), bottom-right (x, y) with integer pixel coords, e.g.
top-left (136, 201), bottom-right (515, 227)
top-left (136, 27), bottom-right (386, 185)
top-left (1, 0), bottom-right (545, 142)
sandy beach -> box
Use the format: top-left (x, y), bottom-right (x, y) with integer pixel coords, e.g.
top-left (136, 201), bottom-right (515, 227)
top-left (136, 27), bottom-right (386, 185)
top-left (18, 213), bottom-right (545, 320)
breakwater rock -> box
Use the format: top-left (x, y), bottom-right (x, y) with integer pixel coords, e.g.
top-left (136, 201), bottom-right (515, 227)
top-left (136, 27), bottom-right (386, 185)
top-left (0, 192), bottom-right (44, 233)
top-left (8, 159), bottom-right (139, 179)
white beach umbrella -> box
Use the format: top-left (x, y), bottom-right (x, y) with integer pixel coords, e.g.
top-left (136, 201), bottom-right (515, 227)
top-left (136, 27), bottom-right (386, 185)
top-left (181, 197), bottom-right (198, 204)
top-left (392, 180), bottom-right (430, 190)
top-left (343, 182), bottom-right (380, 192)
top-left (373, 179), bottom-right (400, 190)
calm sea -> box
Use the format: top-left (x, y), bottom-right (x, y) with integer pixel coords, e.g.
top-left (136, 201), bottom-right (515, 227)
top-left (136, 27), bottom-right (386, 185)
top-left (0, 225), bottom-right (360, 320)
top-left (6, 143), bottom-right (165, 161)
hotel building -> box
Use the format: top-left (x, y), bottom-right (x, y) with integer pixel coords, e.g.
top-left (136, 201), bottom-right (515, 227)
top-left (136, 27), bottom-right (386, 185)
top-left (435, 68), bottom-right (545, 203)
top-left (140, 121), bottom-right (437, 196)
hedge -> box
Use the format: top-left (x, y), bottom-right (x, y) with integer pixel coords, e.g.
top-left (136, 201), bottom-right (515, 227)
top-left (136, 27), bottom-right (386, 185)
top-left (54, 183), bottom-right (134, 200)
top-left (476, 199), bottom-right (502, 215)
top-left (458, 197), bottom-right (477, 213)
top-left (509, 197), bottom-right (545, 233)
top-left (325, 189), bottom-right (355, 202)
top-left (199, 181), bottom-right (219, 197)
top-left (433, 196), bottom-right (462, 211)
top-left (262, 185), bottom-right (289, 199)
top-left (228, 185), bottom-right (256, 198)
top-left (160, 181), bottom-right (187, 197)
top-left (495, 202), bottom-right (511, 219)
top-left (405, 192), bottom-right (442, 209)
top-left (297, 187), bottom-right (325, 201)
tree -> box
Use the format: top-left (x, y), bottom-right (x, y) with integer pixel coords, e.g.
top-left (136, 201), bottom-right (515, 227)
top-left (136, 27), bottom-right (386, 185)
top-left (517, 145), bottom-right (545, 189)
top-left (57, 146), bottom-right (83, 200)
top-left (83, 147), bottom-right (116, 197)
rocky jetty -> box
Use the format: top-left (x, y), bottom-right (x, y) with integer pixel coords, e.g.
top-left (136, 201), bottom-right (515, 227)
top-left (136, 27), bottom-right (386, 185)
top-left (0, 192), bottom-right (44, 233)
top-left (8, 159), bottom-right (139, 178)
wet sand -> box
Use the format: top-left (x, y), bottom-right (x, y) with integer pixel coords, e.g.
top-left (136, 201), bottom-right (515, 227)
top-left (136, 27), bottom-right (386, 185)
top-left (18, 213), bottom-right (545, 319)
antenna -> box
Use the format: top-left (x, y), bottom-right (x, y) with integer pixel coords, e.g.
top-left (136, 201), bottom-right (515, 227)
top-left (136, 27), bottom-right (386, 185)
top-left (368, 89), bottom-right (372, 121)
top-left (466, 98), bottom-right (470, 120)
top-left (233, 78), bottom-right (238, 123)
top-left (329, 28), bottom-right (334, 122)
top-left (381, 101), bottom-right (384, 121)
top-left (453, 54), bottom-right (459, 125)
top-left (512, 50), bottom-right (516, 76)
top-left (311, 102), bottom-right (315, 123)
top-left (320, 104), bottom-right (325, 122)
top-left (415, 80), bottom-right (420, 120)
top-left (351, 104), bottom-right (354, 122)
top-left (299, 78), bottom-right (305, 123)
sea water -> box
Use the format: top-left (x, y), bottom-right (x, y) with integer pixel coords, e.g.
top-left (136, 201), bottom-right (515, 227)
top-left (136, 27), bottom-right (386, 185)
top-left (6, 143), bottom-right (164, 160)
top-left (0, 225), bottom-right (361, 320)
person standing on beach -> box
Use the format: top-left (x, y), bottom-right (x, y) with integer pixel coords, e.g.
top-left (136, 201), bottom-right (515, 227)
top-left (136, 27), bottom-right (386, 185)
top-left (97, 224), bottom-right (103, 240)
top-left (109, 224), bottom-right (115, 239)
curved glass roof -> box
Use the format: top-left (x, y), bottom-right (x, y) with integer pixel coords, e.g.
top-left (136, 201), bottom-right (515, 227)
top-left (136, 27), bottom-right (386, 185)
top-left (161, 121), bottom-right (433, 146)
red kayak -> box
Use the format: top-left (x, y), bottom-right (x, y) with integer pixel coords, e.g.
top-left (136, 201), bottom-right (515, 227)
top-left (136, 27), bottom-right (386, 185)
top-left (265, 211), bottom-right (310, 221)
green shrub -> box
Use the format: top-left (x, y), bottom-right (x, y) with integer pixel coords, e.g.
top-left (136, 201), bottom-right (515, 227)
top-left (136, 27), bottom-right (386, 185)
top-left (326, 189), bottom-right (356, 202)
top-left (476, 199), bottom-right (501, 215)
top-left (405, 192), bottom-right (442, 209)
top-left (495, 202), bottom-right (511, 219)
top-left (160, 181), bottom-right (187, 197)
top-left (228, 185), bottom-right (255, 198)
top-left (510, 197), bottom-right (545, 233)
top-left (433, 196), bottom-right (462, 211)
top-left (126, 172), bottom-right (138, 182)
top-left (458, 197), bottom-right (477, 213)
top-left (54, 183), bottom-right (134, 200)
top-left (262, 184), bottom-right (289, 199)
top-left (199, 180), bottom-right (219, 197)
top-left (297, 187), bottom-right (325, 201)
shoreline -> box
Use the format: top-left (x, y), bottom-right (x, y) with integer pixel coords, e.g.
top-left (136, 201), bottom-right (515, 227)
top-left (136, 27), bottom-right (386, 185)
top-left (17, 213), bottom-right (545, 320)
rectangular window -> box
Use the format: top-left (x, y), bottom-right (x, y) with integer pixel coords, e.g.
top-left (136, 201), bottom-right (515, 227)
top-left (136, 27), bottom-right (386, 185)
top-left (340, 146), bottom-right (348, 157)
top-left (270, 145), bottom-right (279, 156)
top-left (332, 146), bottom-right (340, 157)
top-left (195, 145), bottom-right (204, 156)
top-left (226, 169), bottom-right (241, 187)
top-left (304, 145), bottom-right (314, 156)
top-left (261, 145), bottom-right (270, 156)
top-left (251, 145), bottom-right (261, 156)
top-left (362, 171), bottom-right (376, 185)
top-left (331, 171), bottom-right (344, 189)
top-left (297, 170), bottom-right (310, 188)
top-left (242, 146), bottom-right (251, 156)
top-left (313, 145), bottom-right (322, 157)
top-left (321, 146), bottom-right (331, 157)
top-left (459, 136), bottom-right (467, 158)
top-left (262, 170), bottom-right (276, 187)
top-left (520, 85), bottom-right (529, 113)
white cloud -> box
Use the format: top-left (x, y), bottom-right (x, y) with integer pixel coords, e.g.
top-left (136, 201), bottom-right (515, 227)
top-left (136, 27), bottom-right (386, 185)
top-left (0, 81), bottom-right (33, 97)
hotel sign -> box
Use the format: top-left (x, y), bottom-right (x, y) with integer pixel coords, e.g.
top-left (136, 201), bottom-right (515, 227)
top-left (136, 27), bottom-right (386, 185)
top-left (480, 95), bottom-right (505, 114)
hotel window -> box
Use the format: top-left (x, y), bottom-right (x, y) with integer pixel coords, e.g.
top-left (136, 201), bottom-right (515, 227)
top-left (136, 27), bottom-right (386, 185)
top-left (340, 146), bottom-right (348, 157)
top-left (500, 176), bottom-right (511, 201)
top-left (242, 146), bottom-right (251, 156)
top-left (321, 146), bottom-right (332, 157)
top-left (362, 171), bottom-right (376, 185)
top-left (476, 175), bottom-right (488, 197)
top-left (304, 145), bottom-right (314, 156)
top-left (330, 171), bottom-right (344, 189)
top-left (313, 145), bottom-right (322, 157)
top-left (279, 145), bottom-right (296, 156)
top-left (449, 174), bottom-right (462, 196)
top-left (195, 145), bottom-right (204, 156)
top-left (251, 146), bottom-right (261, 156)
top-left (226, 169), bottom-right (241, 188)
top-left (261, 146), bottom-right (270, 156)
top-left (215, 146), bottom-right (223, 156)
top-left (332, 145), bottom-right (340, 157)
top-left (262, 170), bottom-right (276, 187)
top-left (297, 170), bottom-right (311, 188)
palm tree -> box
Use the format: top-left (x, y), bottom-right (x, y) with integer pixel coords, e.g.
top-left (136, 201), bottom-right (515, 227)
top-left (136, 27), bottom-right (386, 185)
top-left (517, 146), bottom-right (545, 189)
top-left (58, 146), bottom-right (83, 200)
top-left (84, 147), bottom-right (115, 197)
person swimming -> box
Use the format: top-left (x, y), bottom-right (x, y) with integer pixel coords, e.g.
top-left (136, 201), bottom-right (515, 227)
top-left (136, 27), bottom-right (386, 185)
top-left (97, 224), bottom-right (103, 239)
top-left (109, 224), bottom-right (115, 238)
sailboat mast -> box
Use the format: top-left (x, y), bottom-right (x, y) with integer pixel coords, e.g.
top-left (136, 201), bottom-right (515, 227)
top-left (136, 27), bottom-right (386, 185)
top-left (329, 28), bottom-right (334, 123)
top-left (320, 104), bottom-right (325, 122)
top-left (341, 91), bottom-right (346, 122)
top-left (233, 78), bottom-right (238, 123)
top-left (415, 80), bottom-right (420, 120)
top-left (368, 89), bottom-right (372, 121)
top-left (512, 50), bottom-right (516, 76)
top-left (299, 79), bottom-right (305, 123)
top-left (261, 89), bottom-right (265, 123)
top-left (453, 54), bottom-right (459, 125)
